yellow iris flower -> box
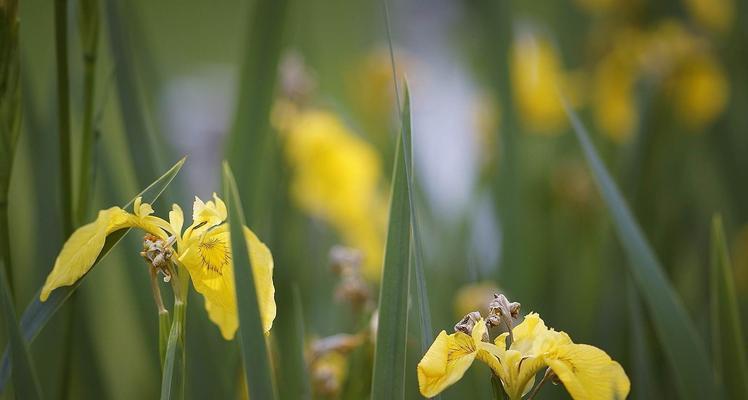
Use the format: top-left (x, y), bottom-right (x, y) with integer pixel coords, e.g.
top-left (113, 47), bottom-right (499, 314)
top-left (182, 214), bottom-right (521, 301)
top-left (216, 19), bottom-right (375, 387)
top-left (40, 194), bottom-right (276, 340)
top-left (417, 314), bottom-right (629, 399)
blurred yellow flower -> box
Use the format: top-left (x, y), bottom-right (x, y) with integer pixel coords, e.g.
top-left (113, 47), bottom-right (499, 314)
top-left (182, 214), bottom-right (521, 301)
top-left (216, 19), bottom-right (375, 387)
top-left (453, 281), bottom-right (500, 319)
top-left (417, 314), bottom-right (629, 399)
top-left (668, 52), bottom-right (728, 130)
top-left (284, 110), bottom-right (387, 281)
top-left (592, 21), bottom-right (728, 140)
top-left (510, 31), bottom-right (573, 135)
top-left (683, 0), bottom-right (733, 33)
top-left (41, 194), bottom-right (276, 340)
top-left (592, 45), bottom-right (640, 142)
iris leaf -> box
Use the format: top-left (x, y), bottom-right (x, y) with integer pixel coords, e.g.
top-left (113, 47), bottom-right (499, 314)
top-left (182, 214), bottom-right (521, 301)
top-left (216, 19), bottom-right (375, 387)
top-left (371, 99), bottom-right (412, 399)
top-left (710, 215), bottom-right (748, 399)
top-left (222, 162), bottom-right (277, 400)
top-left (563, 101), bottom-right (716, 399)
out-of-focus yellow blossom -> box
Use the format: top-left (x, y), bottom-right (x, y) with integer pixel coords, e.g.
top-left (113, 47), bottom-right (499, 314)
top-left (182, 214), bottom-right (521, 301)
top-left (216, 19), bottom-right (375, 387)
top-left (417, 314), bottom-right (629, 399)
top-left (284, 111), bottom-right (387, 281)
top-left (311, 352), bottom-right (348, 396)
top-left (346, 48), bottom-right (407, 145)
top-left (41, 194), bottom-right (276, 340)
top-left (592, 21), bottom-right (728, 141)
top-left (453, 281), bottom-right (500, 319)
top-left (668, 52), bottom-right (728, 129)
top-left (593, 53), bottom-right (639, 142)
top-left (683, 0), bottom-right (733, 33)
top-left (510, 31), bottom-right (576, 135)
top-left (472, 93), bottom-right (500, 169)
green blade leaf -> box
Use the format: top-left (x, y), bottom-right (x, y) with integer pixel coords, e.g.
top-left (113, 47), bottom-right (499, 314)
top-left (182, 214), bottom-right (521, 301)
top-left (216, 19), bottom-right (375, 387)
top-left (563, 101), bottom-right (717, 399)
top-left (222, 162), bottom-right (276, 400)
top-left (710, 215), bottom-right (748, 399)
top-left (371, 109), bottom-right (412, 399)
top-left (0, 261), bottom-right (42, 400)
top-left (0, 157), bottom-right (185, 392)
top-left (225, 0), bottom-right (289, 229)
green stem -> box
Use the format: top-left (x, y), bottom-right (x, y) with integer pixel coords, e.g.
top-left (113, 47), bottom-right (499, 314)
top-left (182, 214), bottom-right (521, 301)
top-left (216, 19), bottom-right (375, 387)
top-left (158, 310), bottom-right (171, 369)
top-left (54, 0), bottom-right (73, 237)
top-left (490, 374), bottom-right (507, 400)
top-left (526, 368), bottom-right (553, 400)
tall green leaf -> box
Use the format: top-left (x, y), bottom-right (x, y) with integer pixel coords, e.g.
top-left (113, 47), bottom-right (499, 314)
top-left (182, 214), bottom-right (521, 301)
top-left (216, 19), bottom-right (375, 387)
top-left (563, 102), bottom-right (717, 399)
top-left (222, 162), bottom-right (276, 400)
top-left (0, 0), bottom-right (21, 298)
top-left (710, 215), bottom-right (748, 399)
top-left (226, 0), bottom-right (290, 229)
top-left (103, 0), bottom-right (167, 188)
top-left (381, 0), bottom-right (434, 355)
top-left (0, 261), bottom-right (42, 399)
top-left (371, 117), bottom-right (412, 399)
top-left (54, 0), bottom-right (73, 237)
top-left (0, 157), bottom-right (185, 392)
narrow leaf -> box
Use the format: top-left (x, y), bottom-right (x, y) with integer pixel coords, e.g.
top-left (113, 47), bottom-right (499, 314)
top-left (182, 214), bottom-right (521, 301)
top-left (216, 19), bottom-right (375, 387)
top-left (222, 162), bottom-right (276, 400)
top-left (0, 262), bottom-right (42, 399)
top-left (562, 101), bottom-right (717, 399)
top-left (0, 157), bottom-right (185, 392)
top-left (371, 121), bottom-right (412, 399)
top-left (380, 0), bottom-right (435, 355)
top-left (226, 0), bottom-right (289, 228)
top-left (710, 215), bottom-right (748, 399)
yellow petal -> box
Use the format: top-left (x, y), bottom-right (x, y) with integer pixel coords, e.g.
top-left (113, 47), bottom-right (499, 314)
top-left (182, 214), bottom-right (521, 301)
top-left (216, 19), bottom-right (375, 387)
top-left (243, 225), bottom-right (276, 334)
top-left (546, 344), bottom-right (630, 400)
top-left (169, 204), bottom-right (184, 238)
top-left (40, 207), bottom-right (133, 301)
top-left (179, 223), bottom-right (275, 340)
top-left (417, 331), bottom-right (477, 398)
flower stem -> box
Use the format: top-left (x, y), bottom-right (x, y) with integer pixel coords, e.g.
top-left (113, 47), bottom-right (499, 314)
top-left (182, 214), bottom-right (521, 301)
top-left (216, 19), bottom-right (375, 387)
top-left (527, 368), bottom-right (554, 400)
top-left (491, 373), bottom-right (507, 400)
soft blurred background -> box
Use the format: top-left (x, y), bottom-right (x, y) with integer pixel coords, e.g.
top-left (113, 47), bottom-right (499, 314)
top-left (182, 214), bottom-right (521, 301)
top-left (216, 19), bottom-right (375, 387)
top-left (3, 0), bottom-right (747, 398)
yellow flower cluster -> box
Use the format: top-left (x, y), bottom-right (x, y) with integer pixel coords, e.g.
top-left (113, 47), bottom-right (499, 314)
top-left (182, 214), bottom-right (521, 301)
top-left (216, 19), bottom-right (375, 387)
top-left (417, 314), bottom-right (629, 399)
top-left (284, 110), bottom-right (388, 281)
top-left (592, 21), bottom-right (729, 141)
top-left (41, 194), bottom-right (276, 340)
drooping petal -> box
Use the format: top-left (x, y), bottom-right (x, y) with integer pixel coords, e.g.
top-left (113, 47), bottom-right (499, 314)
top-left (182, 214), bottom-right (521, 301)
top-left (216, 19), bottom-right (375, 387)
top-left (417, 331), bottom-right (477, 398)
top-left (545, 344), bottom-right (630, 400)
top-left (40, 207), bottom-right (133, 301)
top-left (178, 223), bottom-right (275, 340)
top-left (244, 225), bottom-right (276, 334)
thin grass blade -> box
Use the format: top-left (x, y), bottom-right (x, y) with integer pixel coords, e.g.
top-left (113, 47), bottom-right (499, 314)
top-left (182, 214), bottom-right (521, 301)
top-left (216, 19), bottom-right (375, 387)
top-left (710, 215), bottom-right (748, 399)
top-left (0, 157), bottom-right (185, 392)
top-left (562, 100), bottom-right (716, 399)
top-left (371, 124), bottom-right (412, 399)
top-left (222, 162), bottom-right (276, 400)
top-left (0, 262), bottom-right (42, 399)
